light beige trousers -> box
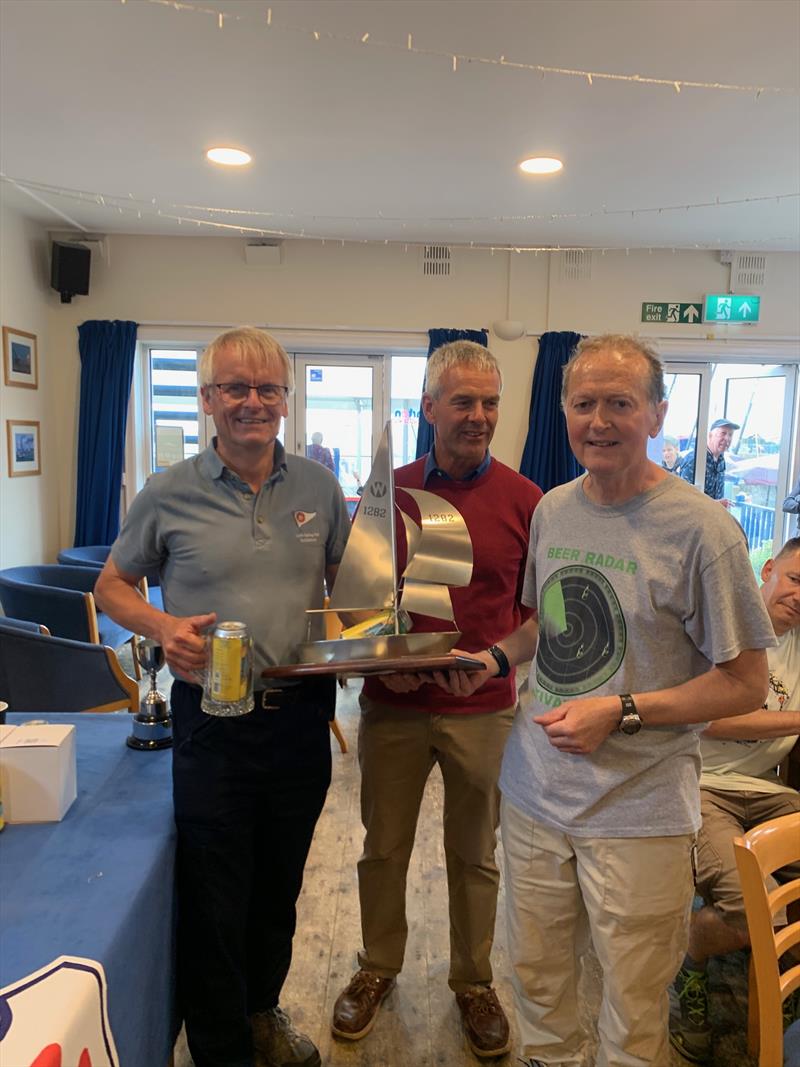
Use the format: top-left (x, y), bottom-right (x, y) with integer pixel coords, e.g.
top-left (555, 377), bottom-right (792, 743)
top-left (356, 695), bottom-right (515, 992)
top-left (501, 797), bottom-right (695, 1067)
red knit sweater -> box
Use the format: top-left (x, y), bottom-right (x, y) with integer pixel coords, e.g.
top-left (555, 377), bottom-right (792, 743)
top-left (363, 456), bottom-right (542, 715)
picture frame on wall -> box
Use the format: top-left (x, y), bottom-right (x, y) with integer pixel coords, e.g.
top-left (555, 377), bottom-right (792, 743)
top-left (6, 420), bottom-right (41, 477)
top-left (2, 326), bottom-right (38, 389)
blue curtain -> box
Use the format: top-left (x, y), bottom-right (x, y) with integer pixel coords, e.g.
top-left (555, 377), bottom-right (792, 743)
top-left (74, 320), bottom-right (138, 546)
top-left (520, 330), bottom-right (585, 492)
top-left (415, 327), bottom-right (489, 458)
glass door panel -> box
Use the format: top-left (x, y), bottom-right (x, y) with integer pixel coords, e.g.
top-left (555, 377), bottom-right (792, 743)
top-left (148, 348), bottom-right (205, 472)
top-left (294, 358), bottom-right (382, 514)
top-left (390, 355), bottom-right (428, 468)
top-left (710, 364), bottom-right (793, 565)
top-left (660, 368), bottom-right (704, 478)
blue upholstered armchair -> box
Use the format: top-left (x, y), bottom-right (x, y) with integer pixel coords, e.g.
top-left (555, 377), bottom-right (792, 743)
top-left (0, 618), bottom-right (138, 714)
top-left (0, 565), bottom-right (140, 674)
top-left (57, 545), bottom-right (163, 611)
top-left (57, 545), bottom-right (111, 568)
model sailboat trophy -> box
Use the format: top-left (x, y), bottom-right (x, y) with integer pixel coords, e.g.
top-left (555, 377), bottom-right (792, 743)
top-left (264, 422), bottom-right (484, 676)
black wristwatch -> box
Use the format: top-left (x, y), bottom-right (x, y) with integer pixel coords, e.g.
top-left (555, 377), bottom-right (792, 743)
top-left (487, 644), bottom-right (510, 678)
top-left (618, 693), bottom-right (642, 735)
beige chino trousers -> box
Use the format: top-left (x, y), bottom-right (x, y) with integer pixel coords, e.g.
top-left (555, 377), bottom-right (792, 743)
top-left (502, 797), bottom-right (695, 1067)
top-left (356, 695), bottom-right (516, 992)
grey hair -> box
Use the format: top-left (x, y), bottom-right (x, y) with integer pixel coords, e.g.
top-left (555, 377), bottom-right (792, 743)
top-left (424, 340), bottom-right (503, 399)
top-left (198, 326), bottom-right (294, 392)
top-left (561, 334), bottom-right (665, 408)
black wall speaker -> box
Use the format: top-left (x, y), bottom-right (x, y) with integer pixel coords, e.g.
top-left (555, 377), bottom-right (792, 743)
top-left (51, 241), bottom-right (91, 303)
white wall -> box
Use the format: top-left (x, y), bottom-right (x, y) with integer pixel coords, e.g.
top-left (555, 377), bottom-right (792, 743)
top-left (1, 201), bottom-right (798, 563)
top-left (545, 250), bottom-right (800, 337)
top-left (0, 199), bottom-right (60, 567)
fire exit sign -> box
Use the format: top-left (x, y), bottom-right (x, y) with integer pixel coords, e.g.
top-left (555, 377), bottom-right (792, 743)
top-left (641, 302), bottom-right (702, 324)
top-left (704, 294), bottom-right (761, 323)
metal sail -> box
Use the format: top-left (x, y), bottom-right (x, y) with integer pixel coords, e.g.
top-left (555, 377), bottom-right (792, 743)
top-left (329, 423), bottom-right (397, 613)
top-left (399, 488), bottom-right (473, 587)
top-left (398, 488), bottom-right (473, 621)
top-left (401, 578), bottom-right (456, 621)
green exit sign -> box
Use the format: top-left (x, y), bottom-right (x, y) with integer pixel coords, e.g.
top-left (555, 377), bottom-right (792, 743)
top-left (704, 294), bottom-right (761, 323)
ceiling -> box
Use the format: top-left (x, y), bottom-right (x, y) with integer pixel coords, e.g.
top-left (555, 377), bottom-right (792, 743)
top-left (1, 0), bottom-right (799, 251)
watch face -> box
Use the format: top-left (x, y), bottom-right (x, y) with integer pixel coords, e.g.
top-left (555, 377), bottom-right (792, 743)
top-left (619, 713), bottom-right (642, 735)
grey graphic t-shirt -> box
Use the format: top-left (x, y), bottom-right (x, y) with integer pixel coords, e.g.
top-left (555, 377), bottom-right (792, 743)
top-left (499, 474), bottom-right (776, 837)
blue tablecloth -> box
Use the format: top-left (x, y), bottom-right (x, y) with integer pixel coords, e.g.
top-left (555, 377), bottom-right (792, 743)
top-left (0, 713), bottom-right (176, 1067)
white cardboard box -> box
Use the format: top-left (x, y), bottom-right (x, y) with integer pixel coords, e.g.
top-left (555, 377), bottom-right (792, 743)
top-left (0, 724), bottom-right (77, 823)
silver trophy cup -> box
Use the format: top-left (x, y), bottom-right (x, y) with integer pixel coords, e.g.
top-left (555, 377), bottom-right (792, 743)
top-left (127, 639), bottom-right (173, 750)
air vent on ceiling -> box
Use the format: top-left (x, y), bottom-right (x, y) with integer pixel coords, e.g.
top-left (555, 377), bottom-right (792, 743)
top-left (732, 252), bottom-right (767, 291)
top-left (559, 249), bottom-right (592, 283)
top-left (422, 244), bottom-right (452, 277)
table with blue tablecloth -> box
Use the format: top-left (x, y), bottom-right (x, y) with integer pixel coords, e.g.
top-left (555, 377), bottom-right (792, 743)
top-left (0, 713), bottom-right (176, 1067)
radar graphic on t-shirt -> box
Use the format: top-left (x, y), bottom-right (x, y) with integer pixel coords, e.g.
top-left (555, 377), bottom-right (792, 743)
top-left (536, 565), bottom-right (627, 696)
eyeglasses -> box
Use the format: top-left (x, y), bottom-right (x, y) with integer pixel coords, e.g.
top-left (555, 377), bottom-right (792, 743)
top-left (212, 382), bottom-right (289, 405)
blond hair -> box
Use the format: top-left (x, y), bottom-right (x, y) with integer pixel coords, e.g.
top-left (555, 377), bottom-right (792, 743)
top-left (198, 327), bottom-right (294, 392)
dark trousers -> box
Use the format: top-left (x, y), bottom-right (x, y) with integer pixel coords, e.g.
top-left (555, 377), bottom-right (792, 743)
top-left (171, 679), bottom-right (333, 1067)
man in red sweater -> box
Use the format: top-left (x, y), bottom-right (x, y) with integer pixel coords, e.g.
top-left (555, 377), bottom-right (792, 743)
top-left (331, 340), bottom-right (543, 1057)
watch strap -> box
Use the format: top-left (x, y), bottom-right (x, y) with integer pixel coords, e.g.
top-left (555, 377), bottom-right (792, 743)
top-left (619, 693), bottom-right (637, 717)
top-left (487, 644), bottom-right (510, 679)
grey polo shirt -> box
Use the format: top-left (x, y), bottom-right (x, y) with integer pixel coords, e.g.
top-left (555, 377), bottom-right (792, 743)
top-left (111, 440), bottom-right (350, 674)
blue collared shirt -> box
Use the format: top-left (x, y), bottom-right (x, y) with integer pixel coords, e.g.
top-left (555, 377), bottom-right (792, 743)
top-left (680, 448), bottom-right (727, 500)
top-left (422, 448), bottom-right (491, 485)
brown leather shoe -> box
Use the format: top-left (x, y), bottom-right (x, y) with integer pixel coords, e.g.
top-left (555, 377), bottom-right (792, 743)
top-left (331, 969), bottom-right (396, 1040)
top-left (455, 985), bottom-right (511, 1058)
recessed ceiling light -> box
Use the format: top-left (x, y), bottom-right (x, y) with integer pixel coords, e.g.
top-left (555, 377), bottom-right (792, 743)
top-left (206, 147), bottom-right (252, 166)
top-left (519, 156), bottom-right (563, 175)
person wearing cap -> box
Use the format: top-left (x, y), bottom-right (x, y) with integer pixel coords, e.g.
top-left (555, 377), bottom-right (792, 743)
top-left (680, 418), bottom-right (740, 506)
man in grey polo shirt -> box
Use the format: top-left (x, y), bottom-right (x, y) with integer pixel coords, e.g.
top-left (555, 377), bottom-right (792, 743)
top-left (96, 327), bottom-right (350, 1067)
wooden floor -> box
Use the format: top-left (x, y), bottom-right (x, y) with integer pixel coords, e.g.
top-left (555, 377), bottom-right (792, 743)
top-left (169, 679), bottom-right (752, 1067)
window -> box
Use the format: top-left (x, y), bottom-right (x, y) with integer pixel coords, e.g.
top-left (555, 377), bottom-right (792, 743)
top-left (149, 348), bottom-right (203, 470)
top-left (661, 353), bottom-right (798, 574)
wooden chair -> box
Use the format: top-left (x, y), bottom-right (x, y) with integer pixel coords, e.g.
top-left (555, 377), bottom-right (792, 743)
top-left (733, 811), bottom-right (800, 1066)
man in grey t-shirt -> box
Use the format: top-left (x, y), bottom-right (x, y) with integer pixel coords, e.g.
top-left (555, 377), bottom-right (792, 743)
top-left (436, 335), bottom-right (774, 1066)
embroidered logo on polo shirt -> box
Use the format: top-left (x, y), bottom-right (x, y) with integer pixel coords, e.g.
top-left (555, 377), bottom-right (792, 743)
top-left (294, 510), bottom-right (317, 528)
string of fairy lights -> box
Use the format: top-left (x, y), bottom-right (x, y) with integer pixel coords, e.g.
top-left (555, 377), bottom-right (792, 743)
top-left (2, 174), bottom-right (796, 253)
top-left (130, 0), bottom-right (797, 99)
top-left (7, 4), bottom-right (797, 252)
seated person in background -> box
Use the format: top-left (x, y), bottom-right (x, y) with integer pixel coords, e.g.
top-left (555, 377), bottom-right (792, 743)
top-left (307, 431), bottom-right (335, 473)
top-left (680, 418), bottom-right (739, 507)
top-left (662, 435), bottom-right (682, 474)
top-left (670, 537), bottom-right (800, 1064)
